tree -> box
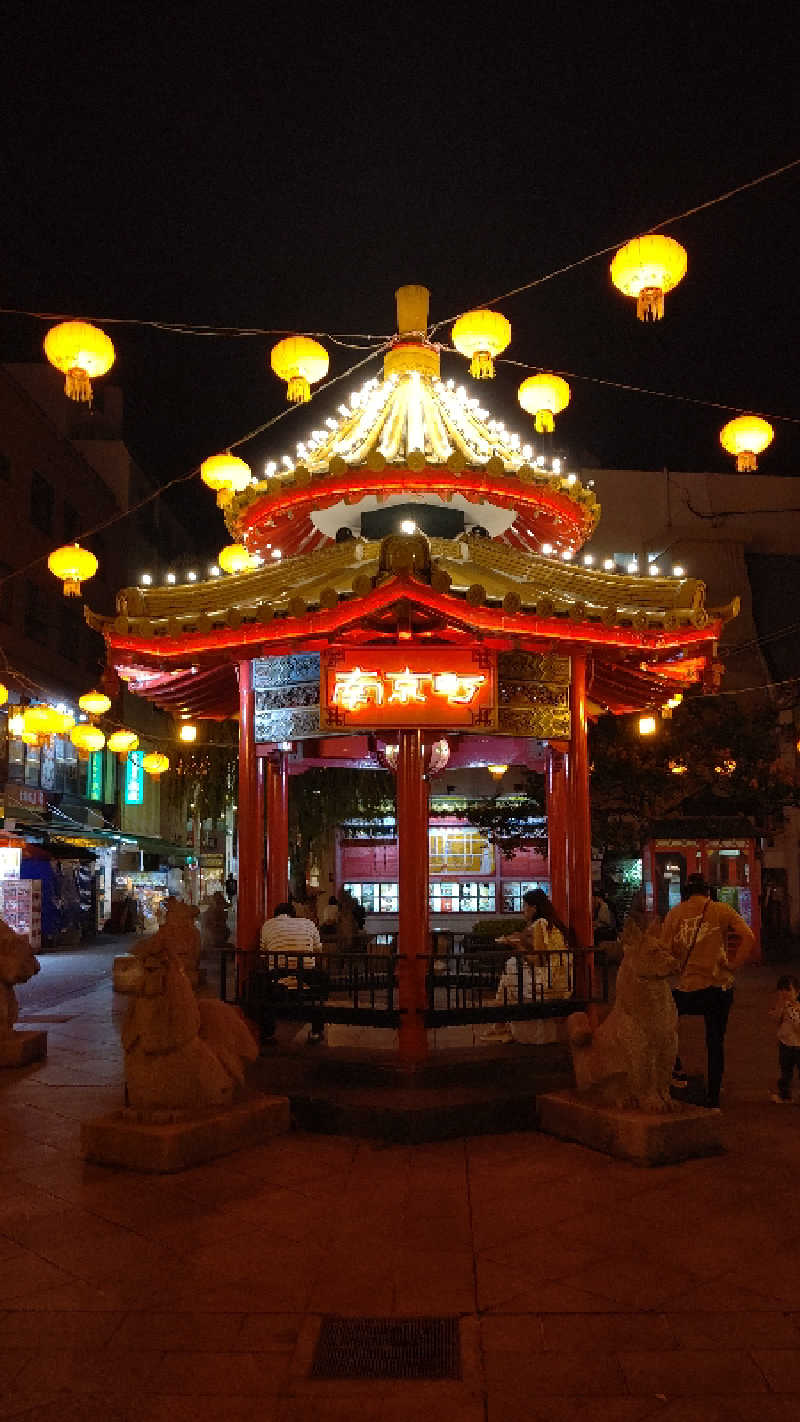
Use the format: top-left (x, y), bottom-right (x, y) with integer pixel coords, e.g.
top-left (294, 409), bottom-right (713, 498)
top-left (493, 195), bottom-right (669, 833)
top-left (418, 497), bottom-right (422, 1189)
top-left (590, 695), bottom-right (798, 855)
top-left (288, 767), bottom-right (395, 898)
top-left (465, 771), bottom-right (546, 859)
top-left (164, 723), bottom-right (238, 845)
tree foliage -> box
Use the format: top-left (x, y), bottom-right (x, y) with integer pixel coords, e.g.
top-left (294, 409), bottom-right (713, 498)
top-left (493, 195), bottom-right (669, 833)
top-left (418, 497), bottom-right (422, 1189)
top-left (465, 771), bottom-right (546, 859)
top-left (289, 767), bottom-right (395, 896)
top-left (590, 696), bottom-right (798, 855)
top-left (165, 722), bottom-right (238, 826)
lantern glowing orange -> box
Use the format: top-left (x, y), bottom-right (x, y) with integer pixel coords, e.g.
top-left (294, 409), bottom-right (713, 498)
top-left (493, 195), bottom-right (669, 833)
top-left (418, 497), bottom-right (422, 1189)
top-left (451, 309), bottom-right (511, 379)
top-left (43, 320), bottom-right (115, 402)
top-left (24, 705), bottom-right (60, 738)
top-left (518, 373), bottom-right (571, 432)
top-left (218, 543), bottom-right (257, 575)
top-left (719, 414), bottom-right (774, 472)
top-left (143, 751), bottom-right (169, 776)
top-left (270, 336), bottom-right (329, 404)
top-left (107, 730), bottom-right (139, 755)
top-left (79, 691), bottom-right (112, 716)
top-left (52, 710), bottom-right (76, 734)
top-left (47, 543), bottom-right (98, 597)
top-left (71, 724), bottom-right (106, 755)
top-left (610, 235), bottom-right (687, 321)
top-left (179, 723), bottom-right (198, 743)
top-left (487, 763), bottom-right (508, 780)
top-left (0, 683), bottom-right (7, 707)
top-left (200, 453), bottom-right (252, 507)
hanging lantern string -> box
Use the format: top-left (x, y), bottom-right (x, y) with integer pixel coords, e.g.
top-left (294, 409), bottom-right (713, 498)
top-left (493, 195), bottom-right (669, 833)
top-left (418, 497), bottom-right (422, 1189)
top-left (483, 351), bottom-right (800, 427)
top-left (0, 339), bottom-right (392, 593)
top-left (428, 153), bottom-right (800, 336)
top-left (0, 309), bottom-right (389, 349)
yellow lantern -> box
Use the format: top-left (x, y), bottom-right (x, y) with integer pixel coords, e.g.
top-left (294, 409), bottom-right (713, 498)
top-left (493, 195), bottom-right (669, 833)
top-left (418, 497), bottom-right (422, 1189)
top-left (218, 543), bottom-right (257, 575)
top-left (518, 374), bottom-right (571, 433)
top-left (451, 309), bottom-right (511, 379)
top-left (270, 336), bottom-right (329, 404)
top-left (24, 705), bottom-right (60, 737)
top-left (71, 723), bottom-right (106, 754)
top-left (107, 729), bottom-right (139, 755)
top-left (143, 751), bottom-right (169, 776)
top-left (47, 543), bottom-right (98, 597)
top-left (22, 731), bottom-right (40, 746)
top-left (52, 710), bottom-right (76, 734)
top-left (43, 320), bottom-right (116, 403)
top-left (610, 235), bottom-right (687, 321)
top-left (200, 453), bottom-right (252, 507)
top-left (8, 712), bottom-right (24, 736)
top-left (79, 690), bottom-right (112, 716)
top-left (638, 715), bottom-right (657, 736)
top-left (179, 723), bottom-right (198, 743)
top-left (0, 683), bottom-right (7, 706)
top-left (719, 414), bottom-right (774, 472)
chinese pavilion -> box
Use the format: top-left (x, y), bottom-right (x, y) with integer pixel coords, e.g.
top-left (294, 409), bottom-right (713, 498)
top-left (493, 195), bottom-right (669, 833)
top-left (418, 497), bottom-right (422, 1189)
top-left (87, 285), bottom-right (735, 1060)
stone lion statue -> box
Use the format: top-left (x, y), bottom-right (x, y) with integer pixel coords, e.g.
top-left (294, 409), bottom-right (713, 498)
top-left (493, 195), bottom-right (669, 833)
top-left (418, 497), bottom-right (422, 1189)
top-left (159, 896), bottom-right (202, 985)
top-left (117, 926), bottom-right (257, 1113)
top-left (567, 918), bottom-right (680, 1112)
top-left (0, 916), bottom-right (40, 1040)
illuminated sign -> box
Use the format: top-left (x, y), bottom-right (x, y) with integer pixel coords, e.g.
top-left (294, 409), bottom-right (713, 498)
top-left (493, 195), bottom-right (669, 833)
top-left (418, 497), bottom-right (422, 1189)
top-left (125, 750), bottom-right (144, 805)
top-left (89, 750), bottom-right (104, 802)
top-left (321, 649), bottom-right (496, 730)
top-left (429, 827), bottom-right (494, 875)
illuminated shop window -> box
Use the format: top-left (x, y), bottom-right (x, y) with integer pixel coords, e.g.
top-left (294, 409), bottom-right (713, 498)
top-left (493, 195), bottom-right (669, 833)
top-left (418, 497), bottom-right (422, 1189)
top-left (501, 881), bottom-right (545, 913)
top-left (429, 881), bottom-right (496, 914)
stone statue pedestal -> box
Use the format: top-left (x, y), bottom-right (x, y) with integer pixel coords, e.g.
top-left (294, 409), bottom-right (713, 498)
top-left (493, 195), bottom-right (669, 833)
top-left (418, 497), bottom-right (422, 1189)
top-left (112, 955), bottom-right (138, 992)
top-left (81, 1093), bottom-right (290, 1173)
top-left (0, 1029), bottom-right (47, 1067)
top-left (538, 1089), bottom-right (723, 1166)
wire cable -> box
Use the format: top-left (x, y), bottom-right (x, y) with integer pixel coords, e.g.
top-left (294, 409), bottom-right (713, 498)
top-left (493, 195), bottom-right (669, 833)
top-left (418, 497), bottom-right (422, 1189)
top-left (0, 339), bottom-right (392, 590)
top-left (429, 154), bottom-right (800, 334)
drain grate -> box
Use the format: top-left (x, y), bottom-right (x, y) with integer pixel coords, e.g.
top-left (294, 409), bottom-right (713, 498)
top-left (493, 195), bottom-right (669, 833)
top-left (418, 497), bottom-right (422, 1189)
top-left (310, 1315), bottom-right (461, 1380)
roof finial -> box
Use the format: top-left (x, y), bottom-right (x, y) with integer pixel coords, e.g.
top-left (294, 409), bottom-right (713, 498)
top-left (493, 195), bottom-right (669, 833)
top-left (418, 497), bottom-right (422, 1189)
top-left (395, 285), bottom-right (430, 337)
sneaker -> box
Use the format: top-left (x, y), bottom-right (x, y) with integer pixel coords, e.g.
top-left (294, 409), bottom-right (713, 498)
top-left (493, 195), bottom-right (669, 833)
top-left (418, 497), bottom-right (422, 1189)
top-left (307, 1031), bottom-right (325, 1045)
top-left (770, 1093), bottom-right (792, 1104)
top-left (671, 1072), bottom-right (688, 1089)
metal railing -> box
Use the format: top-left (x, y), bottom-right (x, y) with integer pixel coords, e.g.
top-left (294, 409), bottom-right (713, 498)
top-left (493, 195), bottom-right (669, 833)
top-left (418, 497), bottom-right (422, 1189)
top-left (219, 942), bottom-right (608, 1032)
top-left (220, 947), bottom-right (400, 1026)
top-left (425, 947), bottom-right (609, 1026)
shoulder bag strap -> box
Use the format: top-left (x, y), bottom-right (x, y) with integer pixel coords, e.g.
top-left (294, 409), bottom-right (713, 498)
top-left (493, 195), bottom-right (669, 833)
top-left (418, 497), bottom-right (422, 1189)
top-left (679, 899), bottom-right (709, 975)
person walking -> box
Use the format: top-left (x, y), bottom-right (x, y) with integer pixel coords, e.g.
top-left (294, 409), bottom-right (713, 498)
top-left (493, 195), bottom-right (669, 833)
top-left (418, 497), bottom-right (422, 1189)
top-left (769, 974), bottom-right (800, 1103)
top-left (662, 873), bottom-right (755, 1108)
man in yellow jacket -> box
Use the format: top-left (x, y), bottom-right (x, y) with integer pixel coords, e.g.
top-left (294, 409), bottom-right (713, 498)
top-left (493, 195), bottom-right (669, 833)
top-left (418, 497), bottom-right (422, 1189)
top-left (661, 873), bottom-right (755, 1108)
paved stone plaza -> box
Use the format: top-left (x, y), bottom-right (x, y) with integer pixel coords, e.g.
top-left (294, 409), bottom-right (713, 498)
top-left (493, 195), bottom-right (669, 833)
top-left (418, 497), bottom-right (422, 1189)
top-left (1, 945), bottom-right (799, 1421)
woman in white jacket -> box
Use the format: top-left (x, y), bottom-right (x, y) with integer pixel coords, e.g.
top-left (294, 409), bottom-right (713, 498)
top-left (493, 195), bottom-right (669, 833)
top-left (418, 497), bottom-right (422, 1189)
top-left (483, 889), bottom-right (572, 1044)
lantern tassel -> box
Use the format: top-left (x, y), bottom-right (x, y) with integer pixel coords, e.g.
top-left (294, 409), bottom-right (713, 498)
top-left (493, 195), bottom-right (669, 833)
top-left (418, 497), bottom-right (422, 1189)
top-left (736, 452), bottom-right (757, 473)
top-left (287, 375), bottom-right (311, 404)
top-left (534, 411), bottom-right (555, 433)
top-left (65, 367), bottom-right (92, 402)
top-left (636, 288), bottom-right (665, 322)
top-left (469, 351), bottom-right (495, 379)
top-left (63, 578), bottom-right (81, 597)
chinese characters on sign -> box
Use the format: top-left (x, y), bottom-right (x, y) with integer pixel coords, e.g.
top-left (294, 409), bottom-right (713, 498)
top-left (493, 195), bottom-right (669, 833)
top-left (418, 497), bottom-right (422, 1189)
top-left (321, 650), bottom-right (497, 730)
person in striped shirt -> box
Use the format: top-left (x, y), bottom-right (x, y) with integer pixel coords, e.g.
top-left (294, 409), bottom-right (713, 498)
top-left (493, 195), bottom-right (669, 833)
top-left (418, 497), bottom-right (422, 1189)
top-left (259, 903), bottom-right (326, 1043)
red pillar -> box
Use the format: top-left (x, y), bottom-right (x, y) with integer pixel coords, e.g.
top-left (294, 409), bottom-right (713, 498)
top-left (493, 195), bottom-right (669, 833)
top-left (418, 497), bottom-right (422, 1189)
top-left (546, 746), bottom-right (569, 928)
top-left (396, 728), bottom-right (429, 1062)
top-left (266, 751), bottom-right (290, 916)
top-left (237, 661), bottom-right (261, 958)
top-left (569, 651), bottom-right (593, 993)
top-left (256, 757), bottom-right (266, 924)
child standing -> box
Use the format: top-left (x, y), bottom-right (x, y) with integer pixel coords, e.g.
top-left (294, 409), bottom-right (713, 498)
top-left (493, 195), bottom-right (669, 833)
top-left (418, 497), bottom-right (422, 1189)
top-left (769, 975), bottom-right (800, 1103)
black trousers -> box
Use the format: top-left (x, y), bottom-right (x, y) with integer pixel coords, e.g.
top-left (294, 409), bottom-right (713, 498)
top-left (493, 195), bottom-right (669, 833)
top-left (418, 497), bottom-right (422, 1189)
top-left (777, 1043), bottom-right (800, 1100)
top-left (673, 986), bottom-right (733, 1107)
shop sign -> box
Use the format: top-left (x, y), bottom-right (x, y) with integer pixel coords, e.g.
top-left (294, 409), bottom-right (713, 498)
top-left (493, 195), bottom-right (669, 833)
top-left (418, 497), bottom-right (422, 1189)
top-left (4, 784), bottom-right (46, 811)
top-left (124, 751), bottom-right (144, 805)
top-left (429, 826), bottom-right (494, 874)
top-left (88, 750), bottom-right (104, 802)
top-left (321, 649), bottom-right (496, 731)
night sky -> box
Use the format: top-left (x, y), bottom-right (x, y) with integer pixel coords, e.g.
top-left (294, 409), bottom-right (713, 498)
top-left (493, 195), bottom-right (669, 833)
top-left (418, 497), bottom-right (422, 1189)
top-left (1, 6), bottom-right (797, 551)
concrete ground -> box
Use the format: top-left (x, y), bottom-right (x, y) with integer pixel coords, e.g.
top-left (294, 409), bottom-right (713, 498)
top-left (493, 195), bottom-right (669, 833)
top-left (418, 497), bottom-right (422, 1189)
top-left (0, 948), bottom-right (799, 1420)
